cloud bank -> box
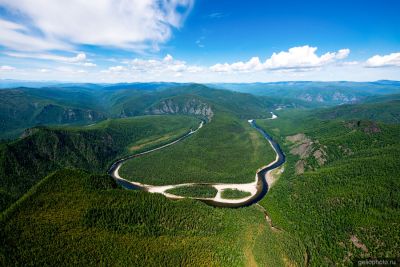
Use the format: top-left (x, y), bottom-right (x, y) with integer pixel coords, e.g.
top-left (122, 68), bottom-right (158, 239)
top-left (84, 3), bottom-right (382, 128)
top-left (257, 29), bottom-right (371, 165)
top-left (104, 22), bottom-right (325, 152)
top-left (366, 52), bottom-right (400, 67)
top-left (0, 0), bottom-right (193, 51)
top-left (2, 46), bottom-right (400, 82)
top-left (105, 54), bottom-right (203, 76)
top-left (210, 46), bottom-right (350, 72)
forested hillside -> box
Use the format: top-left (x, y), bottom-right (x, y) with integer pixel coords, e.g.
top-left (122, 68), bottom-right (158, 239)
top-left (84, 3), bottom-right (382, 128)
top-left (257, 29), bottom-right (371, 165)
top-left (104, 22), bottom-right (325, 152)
top-left (1, 84), bottom-right (280, 211)
top-left (316, 99), bottom-right (400, 123)
top-left (256, 108), bottom-right (400, 265)
top-left (0, 0), bottom-right (398, 263)
top-left (0, 83), bottom-right (399, 266)
top-left (4, 82), bottom-right (399, 139)
top-left (0, 115), bottom-right (198, 212)
top-left (120, 111), bottom-right (275, 185)
top-left (0, 84), bottom-right (279, 139)
top-left (0, 169), bottom-right (305, 266)
top-left (213, 81), bottom-right (400, 106)
top-left (0, 89), bottom-right (106, 139)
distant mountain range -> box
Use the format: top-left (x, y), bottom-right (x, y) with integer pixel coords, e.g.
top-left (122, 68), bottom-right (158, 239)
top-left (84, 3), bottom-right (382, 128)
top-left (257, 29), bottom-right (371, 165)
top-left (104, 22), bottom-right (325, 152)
top-left (209, 80), bottom-right (400, 105)
top-left (0, 83), bottom-right (303, 139)
top-left (3, 80), bottom-right (400, 107)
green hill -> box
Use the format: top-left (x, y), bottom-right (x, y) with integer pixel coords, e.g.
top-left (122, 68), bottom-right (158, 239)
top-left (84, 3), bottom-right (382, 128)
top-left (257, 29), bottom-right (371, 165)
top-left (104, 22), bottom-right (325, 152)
top-left (114, 84), bottom-right (277, 119)
top-left (255, 109), bottom-right (400, 265)
top-left (212, 81), bottom-right (400, 106)
top-left (0, 115), bottom-right (198, 212)
top-left (0, 169), bottom-right (305, 266)
top-left (316, 99), bottom-right (400, 123)
top-left (1, 84), bottom-right (278, 210)
top-left (0, 84), bottom-right (278, 139)
top-left (0, 88), bottom-right (106, 139)
top-left (1, 83), bottom-right (399, 265)
top-left (120, 111), bottom-right (275, 185)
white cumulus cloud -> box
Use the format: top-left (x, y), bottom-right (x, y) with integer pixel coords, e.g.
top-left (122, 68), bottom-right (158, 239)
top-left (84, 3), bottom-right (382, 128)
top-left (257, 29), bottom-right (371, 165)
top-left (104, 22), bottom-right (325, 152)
top-left (210, 46), bottom-right (350, 72)
top-left (129, 54), bottom-right (202, 73)
top-left (103, 54), bottom-right (203, 78)
top-left (264, 46), bottom-right (348, 69)
top-left (365, 52), bottom-right (400, 67)
top-left (335, 49), bottom-right (350, 60)
top-left (0, 0), bottom-right (193, 51)
top-left (210, 57), bottom-right (262, 72)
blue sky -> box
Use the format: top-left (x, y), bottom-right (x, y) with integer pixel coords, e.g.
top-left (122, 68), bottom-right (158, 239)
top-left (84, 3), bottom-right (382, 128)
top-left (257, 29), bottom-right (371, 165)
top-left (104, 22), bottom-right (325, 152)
top-left (0, 0), bottom-right (399, 82)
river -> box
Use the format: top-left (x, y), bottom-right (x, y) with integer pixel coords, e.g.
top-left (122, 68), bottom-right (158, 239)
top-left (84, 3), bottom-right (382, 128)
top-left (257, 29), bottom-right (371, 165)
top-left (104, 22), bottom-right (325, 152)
top-left (107, 119), bottom-right (285, 208)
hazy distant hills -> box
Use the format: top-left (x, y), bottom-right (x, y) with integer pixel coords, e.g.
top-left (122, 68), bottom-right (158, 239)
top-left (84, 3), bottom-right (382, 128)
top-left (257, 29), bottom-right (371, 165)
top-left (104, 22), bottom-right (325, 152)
top-left (1, 81), bottom-right (400, 139)
top-left (210, 80), bottom-right (400, 106)
top-left (0, 83), bottom-right (288, 139)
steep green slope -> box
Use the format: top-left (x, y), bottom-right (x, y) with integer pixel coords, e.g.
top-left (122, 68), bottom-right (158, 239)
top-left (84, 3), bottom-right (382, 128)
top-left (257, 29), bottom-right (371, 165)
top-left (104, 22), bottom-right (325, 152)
top-left (116, 85), bottom-right (278, 186)
top-left (0, 88), bottom-right (106, 139)
top-left (1, 84), bottom-right (279, 209)
top-left (363, 93), bottom-right (400, 103)
top-left (2, 83), bottom-right (399, 265)
top-left (1, 84), bottom-right (277, 139)
top-left (0, 115), bottom-right (198, 212)
top-left (116, 84), bottom-right (276, 119)
top-left (119, 111), bottom-right (275, 185)
top-left (3, 82), bottom-right (400, 139)
top-left (160, 85), bottom-right (276, 118)
top-left (0, 169), bottom-right (305, 266)
top-left (316, 99), bottom-right (400, 123)
top-left (256, 110), bottom-right (400, 265)
top-left (145, 94), bottom-right (215, 120)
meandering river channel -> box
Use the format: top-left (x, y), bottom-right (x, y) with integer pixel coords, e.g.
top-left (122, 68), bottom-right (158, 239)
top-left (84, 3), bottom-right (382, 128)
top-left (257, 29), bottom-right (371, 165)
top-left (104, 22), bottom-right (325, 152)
top-left (108, 116), bottom-right (285, 208)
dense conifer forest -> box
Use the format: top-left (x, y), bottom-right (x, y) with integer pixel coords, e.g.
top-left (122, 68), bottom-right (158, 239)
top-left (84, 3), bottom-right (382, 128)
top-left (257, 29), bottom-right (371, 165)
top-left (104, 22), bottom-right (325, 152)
top-left (1, 83), bottom-right (399, 266)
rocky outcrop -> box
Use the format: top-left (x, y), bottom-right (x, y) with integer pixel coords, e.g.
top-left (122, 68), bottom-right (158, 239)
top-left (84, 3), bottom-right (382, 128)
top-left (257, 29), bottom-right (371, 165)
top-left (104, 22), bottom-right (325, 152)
top-left (298, 91), bottom-right (359, 104)
top-left (35, 104), bottom-right (105, 124)
top-left (146, 97), bottom-right (214, 121)
top-left (345, 120), bottom-right (381, 134)
top-left (286, 133), bottom-right (328, 174)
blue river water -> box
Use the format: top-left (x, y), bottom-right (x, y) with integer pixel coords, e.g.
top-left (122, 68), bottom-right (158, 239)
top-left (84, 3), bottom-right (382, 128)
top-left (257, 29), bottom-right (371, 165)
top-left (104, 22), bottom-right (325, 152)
top-left (202, 120), bottom-right (286, 208)
top-left (108, 120), bottom-right (286, 208)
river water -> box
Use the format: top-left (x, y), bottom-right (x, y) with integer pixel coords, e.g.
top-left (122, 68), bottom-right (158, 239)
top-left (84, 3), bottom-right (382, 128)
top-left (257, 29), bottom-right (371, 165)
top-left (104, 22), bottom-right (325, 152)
top-left (108, 120), bottom-right (286, 208)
